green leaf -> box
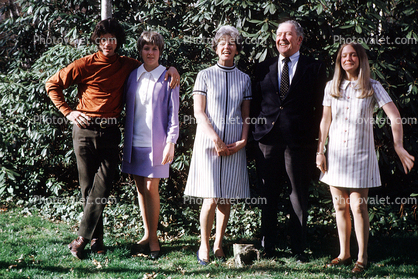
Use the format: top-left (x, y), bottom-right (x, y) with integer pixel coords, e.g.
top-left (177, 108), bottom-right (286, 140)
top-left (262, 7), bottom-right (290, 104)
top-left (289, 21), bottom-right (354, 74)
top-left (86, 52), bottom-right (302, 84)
top-left (339, 24), bottom-right (355, 29)
top-left (259, 48), bottom-right (267, 62)
top-left (261, 22), bottom-right (268, 32)
top-left (247, 19), bottom-right (264, 24)
top-left (316, 3), bottom-right (323, 15)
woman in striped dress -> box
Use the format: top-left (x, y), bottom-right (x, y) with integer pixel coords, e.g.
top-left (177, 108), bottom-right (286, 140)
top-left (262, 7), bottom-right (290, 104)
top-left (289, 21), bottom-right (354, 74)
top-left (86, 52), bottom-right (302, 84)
top-left (316, 43), bottom-right (414, 273)
top-left (184, 26), bottom-right (251, 265)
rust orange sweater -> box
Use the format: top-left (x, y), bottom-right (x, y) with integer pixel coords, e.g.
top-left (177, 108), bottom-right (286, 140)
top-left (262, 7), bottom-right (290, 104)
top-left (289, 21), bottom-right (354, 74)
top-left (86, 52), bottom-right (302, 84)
top-left (46, 51), bottom-right (141, 118)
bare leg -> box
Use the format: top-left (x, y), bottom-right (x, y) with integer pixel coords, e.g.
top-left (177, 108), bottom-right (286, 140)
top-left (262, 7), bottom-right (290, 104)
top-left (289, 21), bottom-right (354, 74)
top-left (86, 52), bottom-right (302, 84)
top-left (134, 175), bottom-right (161, 251)
top-left (213, 200), bottom-right (231, 257)
top-left (134, 176), bottom-right (149, 245)
top-left (349, 189), bottom-right (369, 265)
top-left (329, 186), bottom-right (352, 261)
top-left (199, 198), bottom-right (217, 261)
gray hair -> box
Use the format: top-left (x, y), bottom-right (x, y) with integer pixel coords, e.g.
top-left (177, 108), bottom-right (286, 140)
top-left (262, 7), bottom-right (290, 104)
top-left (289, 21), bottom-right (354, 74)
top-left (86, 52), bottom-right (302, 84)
top-left (211, 25), bottom-right (243, 52)
top-left (277, 20), bottom-right (304, 41)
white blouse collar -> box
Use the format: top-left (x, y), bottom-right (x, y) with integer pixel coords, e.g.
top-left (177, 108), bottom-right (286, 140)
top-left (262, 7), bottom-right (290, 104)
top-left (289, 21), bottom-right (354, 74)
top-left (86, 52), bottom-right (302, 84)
top-left (137, 64), bottom-right (166, 81)
top-left (341, 79), bottom-right (358, 90)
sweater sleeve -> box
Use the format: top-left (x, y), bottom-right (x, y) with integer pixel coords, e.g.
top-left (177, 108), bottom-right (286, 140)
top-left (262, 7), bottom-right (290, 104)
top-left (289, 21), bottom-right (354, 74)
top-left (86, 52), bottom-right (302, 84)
top-left (45, 60), bottom-right (82, 116)
top-left (166, 80), bottom-right (180, 144)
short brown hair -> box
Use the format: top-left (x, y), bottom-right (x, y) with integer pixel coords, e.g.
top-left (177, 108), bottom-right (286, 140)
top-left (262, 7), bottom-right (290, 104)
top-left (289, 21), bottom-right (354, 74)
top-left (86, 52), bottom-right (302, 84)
top-left (137, 31), bottom-right (165, 54)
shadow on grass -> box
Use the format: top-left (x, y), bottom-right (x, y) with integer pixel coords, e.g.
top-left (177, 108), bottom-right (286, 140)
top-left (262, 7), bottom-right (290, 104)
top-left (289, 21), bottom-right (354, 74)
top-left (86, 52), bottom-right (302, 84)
top-left (59, 223), bottom-right (418, 269)
top-left (369, 235), bottom-right (418, 265)
top-left (2, 207), bottom-right (418, 278)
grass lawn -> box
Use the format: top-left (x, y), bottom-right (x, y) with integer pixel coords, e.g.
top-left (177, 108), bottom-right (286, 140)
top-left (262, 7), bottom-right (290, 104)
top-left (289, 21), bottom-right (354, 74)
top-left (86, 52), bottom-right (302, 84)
top-left (0, 207), bottom-right (417, 279)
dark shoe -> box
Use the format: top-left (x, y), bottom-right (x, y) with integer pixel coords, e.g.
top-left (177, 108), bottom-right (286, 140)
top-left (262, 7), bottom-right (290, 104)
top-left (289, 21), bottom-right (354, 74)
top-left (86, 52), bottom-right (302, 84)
top-left (261, 237), bottom-right (276, 258)
top-left (262, 247), bottom-right (276, 258)
top-left (131, 243), bottom-right (149, 256)
top-left (68, 236), bottom-right (89, 259)
top-left (261, 242), bottom-right (276, 258)
top-left (352, 261), bottom-right (366, 273)
top-left (150, 250), bottom-right (160, 260)
top-left (295, 253), bottom-right (309, 263)
top-left (326, 257), bottom-right (352, 268)
top-left (196, 251), bottom-right (209, 266)
top-left (91, 238), bottom-right (105, 254)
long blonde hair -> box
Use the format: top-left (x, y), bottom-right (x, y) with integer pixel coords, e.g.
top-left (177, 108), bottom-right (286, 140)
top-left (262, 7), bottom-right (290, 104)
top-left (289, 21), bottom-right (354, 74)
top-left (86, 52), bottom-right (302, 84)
top-left (330, 43), bottom-right (373, 98)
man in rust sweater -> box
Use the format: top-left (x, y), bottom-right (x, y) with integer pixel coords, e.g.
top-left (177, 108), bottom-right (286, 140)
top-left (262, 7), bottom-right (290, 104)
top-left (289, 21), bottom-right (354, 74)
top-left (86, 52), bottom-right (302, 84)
top-left (46, 18), bottom-right (179, 259)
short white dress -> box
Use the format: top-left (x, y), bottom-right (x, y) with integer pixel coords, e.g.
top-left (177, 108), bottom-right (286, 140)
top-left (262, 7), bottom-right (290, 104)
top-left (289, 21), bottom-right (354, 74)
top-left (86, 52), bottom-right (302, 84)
top-left (184, 63), bottom-right (251, 198)
top-left (320, 79), bottom-right (392, 188)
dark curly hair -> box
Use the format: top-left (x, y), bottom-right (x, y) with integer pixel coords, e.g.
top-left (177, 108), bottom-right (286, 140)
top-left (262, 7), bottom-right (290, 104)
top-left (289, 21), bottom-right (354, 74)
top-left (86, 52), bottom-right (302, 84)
top-left (91, 18), bottom-right (126, 52)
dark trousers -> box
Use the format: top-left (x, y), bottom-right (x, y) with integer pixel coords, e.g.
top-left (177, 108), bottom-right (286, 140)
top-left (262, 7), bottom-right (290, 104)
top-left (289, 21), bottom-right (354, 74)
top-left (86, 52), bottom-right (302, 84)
top-left (72, 124), bottom-right (121, 240)
top-left (256, 134), bottom-right (315, 254)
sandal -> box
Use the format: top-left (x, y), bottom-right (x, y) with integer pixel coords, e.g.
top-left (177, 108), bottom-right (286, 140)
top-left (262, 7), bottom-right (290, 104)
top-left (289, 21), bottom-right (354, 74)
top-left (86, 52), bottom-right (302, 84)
top-left (326, 257), bottom-right (352, 268)
top-left (352, 261), bottom-right (366, 273)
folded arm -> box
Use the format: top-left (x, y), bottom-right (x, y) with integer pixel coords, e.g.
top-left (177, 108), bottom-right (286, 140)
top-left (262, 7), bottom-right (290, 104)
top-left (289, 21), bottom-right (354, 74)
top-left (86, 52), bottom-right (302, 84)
top-left (194, 94), bottom-right (230, 156)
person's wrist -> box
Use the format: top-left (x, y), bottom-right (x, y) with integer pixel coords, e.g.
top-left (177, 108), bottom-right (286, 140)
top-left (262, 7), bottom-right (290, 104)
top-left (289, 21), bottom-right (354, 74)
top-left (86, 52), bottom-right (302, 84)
top-left (212, 136), bottom-right (221, 144)
top-left (166, 65), bottom-right (177, 70)
top-left (394, 143), bottom-right (403, 149)
top-left (317, 146), bottom-right (325, 155)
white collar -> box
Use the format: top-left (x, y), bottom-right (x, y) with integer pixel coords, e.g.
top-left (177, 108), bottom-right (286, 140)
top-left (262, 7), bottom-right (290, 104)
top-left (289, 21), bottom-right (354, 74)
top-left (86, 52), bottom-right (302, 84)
top-left (137, 64), bottom-right (166, 81)
top-left (279, 51), bottom-right (300, 64)
top-left (341, 79), bottom-right (358, 90)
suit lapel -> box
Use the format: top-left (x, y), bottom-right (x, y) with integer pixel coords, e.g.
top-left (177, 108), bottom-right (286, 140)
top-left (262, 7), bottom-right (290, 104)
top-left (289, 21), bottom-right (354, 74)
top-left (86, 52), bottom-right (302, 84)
top-left (268, 57), bottom-right (279, 94)
top-left (288, 55), bottom-right (308, 93)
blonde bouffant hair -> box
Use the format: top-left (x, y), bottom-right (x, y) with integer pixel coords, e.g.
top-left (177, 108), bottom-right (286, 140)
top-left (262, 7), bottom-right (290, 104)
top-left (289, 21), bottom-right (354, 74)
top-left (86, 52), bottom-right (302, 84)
top-left (330, 42), bottom-right (374, 99)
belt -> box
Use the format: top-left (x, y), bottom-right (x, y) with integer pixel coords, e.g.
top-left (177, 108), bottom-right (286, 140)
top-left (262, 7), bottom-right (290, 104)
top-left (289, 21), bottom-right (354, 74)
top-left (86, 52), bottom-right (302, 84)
top-left (89, 117), bottom-right (119, 129)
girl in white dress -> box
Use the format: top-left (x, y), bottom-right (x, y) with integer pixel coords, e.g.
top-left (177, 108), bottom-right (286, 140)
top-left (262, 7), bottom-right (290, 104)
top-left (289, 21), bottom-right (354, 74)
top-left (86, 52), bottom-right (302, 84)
top-left (316, 43), bottom-right (414, 273)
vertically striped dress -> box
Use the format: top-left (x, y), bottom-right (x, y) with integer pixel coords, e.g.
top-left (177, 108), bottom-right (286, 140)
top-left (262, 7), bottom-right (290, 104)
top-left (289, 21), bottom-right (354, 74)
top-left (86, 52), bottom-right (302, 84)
top-left (320, 79), bottom-right (392, 188)
top-left (184, 63), bottom-right (252, 198)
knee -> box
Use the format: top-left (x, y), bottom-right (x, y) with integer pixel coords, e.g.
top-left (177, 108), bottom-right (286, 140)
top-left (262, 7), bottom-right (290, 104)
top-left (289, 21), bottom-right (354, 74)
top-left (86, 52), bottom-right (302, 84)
top-left (134, 176), bottom-right (145, 190)
top-left (350, 200), bottom-right (368, 216)
top-left (217, 201), bottom-right (231, 211)
top-left (332, 196), bottom-right (349, 213)
top-left (202, 198), bottom-right (217, 210)
top-left (145, 178), bottom-right (160, 191)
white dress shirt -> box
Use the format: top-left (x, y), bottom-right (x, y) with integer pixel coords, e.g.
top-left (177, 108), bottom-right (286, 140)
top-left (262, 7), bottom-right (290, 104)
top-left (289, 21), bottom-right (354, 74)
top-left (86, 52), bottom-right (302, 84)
top-left (278, 51), bottom-right (300, 89)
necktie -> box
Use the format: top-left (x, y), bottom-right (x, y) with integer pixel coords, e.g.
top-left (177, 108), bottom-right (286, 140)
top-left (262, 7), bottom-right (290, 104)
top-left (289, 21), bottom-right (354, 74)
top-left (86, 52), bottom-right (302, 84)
top-left (280, 57), bottom-right (291, 100)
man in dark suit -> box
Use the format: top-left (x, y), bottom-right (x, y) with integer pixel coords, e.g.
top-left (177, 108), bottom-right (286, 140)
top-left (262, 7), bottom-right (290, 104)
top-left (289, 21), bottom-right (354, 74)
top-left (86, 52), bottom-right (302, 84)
top-left (252, 20), bottom-right (327, 261)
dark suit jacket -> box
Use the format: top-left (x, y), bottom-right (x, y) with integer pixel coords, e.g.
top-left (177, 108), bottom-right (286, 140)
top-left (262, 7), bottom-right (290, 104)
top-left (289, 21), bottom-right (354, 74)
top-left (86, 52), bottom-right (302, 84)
top-left (252, 55), bottom-right (327, 147)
